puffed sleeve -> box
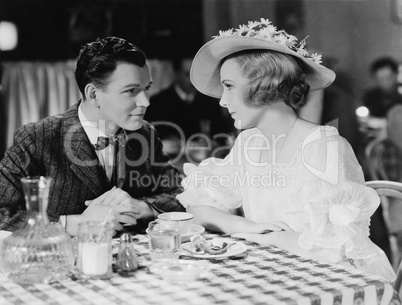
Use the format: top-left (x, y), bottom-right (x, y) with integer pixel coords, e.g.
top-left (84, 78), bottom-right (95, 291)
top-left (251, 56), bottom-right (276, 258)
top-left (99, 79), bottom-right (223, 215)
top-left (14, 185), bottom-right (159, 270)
top-left (296, 180), bottom-right (380, 261)
top-left (176, 132), bottom-right (245, 212)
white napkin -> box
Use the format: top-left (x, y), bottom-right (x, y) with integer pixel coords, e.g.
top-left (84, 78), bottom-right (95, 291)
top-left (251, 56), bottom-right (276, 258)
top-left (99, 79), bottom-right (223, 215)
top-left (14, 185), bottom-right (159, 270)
top-left (0, 231), bottom-right (12, 248)
top-left (0, 231), bottom-right (12, 239)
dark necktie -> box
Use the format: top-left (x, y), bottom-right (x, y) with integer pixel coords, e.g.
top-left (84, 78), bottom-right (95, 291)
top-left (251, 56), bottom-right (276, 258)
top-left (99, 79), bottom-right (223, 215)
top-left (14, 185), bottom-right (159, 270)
top-left (94, 130), bottom-right (126, 187)
top-left (111, 130), bottom-right (126, 188)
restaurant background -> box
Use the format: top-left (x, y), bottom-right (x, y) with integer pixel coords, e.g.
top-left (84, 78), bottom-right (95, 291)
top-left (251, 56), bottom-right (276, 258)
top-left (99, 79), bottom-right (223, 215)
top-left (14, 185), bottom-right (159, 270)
top-left (0, 0), bottom-right (401, 158)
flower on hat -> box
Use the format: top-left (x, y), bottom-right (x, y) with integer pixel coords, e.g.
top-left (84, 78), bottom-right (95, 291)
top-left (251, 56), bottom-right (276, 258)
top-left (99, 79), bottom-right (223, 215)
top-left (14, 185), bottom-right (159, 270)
top-left (212, 18), bottom-right (322, 65)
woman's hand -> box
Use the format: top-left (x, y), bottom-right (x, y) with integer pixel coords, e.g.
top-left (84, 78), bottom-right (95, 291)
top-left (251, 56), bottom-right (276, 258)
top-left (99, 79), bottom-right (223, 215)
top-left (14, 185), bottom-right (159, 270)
top-left (245, 221), bottom-right (292, 234)
top-left (231, 221), bottom-right (292, 245)
top-left (232, 230), bottom-right (343, 263)
top-left (231, 231), bottom-right (279, 245)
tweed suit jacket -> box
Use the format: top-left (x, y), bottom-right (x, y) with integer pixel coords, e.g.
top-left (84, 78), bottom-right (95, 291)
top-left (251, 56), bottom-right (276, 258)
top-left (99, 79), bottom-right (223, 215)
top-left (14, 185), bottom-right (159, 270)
top-left (0, 103), bottom-right (184, 231)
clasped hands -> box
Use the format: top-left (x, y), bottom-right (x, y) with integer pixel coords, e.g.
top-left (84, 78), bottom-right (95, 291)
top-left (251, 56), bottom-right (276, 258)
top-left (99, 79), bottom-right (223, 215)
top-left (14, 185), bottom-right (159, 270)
top-left (82, 186), bottom-right (153, 232)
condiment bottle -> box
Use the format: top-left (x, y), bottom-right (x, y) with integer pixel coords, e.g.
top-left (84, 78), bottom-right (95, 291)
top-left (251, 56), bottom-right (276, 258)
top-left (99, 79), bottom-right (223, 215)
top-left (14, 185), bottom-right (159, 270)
top-left (116, 233), bottom-right (138, 273)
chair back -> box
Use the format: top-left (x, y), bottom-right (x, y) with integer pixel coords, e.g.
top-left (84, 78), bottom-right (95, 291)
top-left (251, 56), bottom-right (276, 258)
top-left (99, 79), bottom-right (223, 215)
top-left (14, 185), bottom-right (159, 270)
top-left (366, 180), bottom-right (402, 296)
top-left (366, 180), bottom-right (402, 200)
top-left (388, 105), bottom-right (402, 152)
top-left (365, 138), bottom-right (402, 182)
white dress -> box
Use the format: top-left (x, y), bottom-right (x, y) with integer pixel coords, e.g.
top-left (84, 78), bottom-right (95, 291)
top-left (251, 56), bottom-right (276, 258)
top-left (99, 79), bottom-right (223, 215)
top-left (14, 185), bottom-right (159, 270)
top-left (177, 126), bottom-right (396, 281)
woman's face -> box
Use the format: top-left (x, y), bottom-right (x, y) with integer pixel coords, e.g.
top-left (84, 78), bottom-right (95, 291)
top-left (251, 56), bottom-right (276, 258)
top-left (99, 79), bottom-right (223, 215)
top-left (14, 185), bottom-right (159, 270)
top-left (96, 62), bottom-right (152, 132)
top-left (219, 58), bottom-right (265, 129)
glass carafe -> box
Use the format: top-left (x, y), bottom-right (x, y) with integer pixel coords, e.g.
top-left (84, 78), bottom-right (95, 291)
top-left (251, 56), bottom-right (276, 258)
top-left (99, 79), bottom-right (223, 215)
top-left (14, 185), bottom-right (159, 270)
top-left (0, 176), bottom-right (75, 284)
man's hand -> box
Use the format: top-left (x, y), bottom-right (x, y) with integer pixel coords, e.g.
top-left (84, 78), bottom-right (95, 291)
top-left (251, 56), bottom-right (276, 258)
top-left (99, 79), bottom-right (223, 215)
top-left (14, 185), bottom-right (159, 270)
top-left (86, 187), bottom-right (154, 221)
top-left (66, 188), bottom-right (140, 236)
top-left (80, 202), bottom-right (137, 233)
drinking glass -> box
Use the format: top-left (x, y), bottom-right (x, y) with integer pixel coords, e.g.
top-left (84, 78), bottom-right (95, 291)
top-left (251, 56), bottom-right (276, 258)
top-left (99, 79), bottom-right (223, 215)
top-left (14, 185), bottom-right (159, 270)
top-left (157, 212), bottom-right (194, 235)
top-left (76, 221), bottom-right (113, 279)
top-left (147, 220), bottom-right (180, 263)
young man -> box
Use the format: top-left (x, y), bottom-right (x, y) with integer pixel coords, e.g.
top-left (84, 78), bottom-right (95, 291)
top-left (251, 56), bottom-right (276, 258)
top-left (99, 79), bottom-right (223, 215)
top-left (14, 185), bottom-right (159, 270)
top-left (0, 37), bottom-right (184, 235)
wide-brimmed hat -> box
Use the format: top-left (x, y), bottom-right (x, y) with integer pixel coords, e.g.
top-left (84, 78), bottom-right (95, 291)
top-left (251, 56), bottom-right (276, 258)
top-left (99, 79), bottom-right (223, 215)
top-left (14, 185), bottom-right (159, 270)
top-left (190, 18), bottom-right (336, 98)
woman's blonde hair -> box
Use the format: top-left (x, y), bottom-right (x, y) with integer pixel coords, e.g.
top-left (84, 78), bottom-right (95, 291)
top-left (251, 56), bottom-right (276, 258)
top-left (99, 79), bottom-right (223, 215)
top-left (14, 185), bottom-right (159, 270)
top-left (222, 50), bottom-right (310, 109)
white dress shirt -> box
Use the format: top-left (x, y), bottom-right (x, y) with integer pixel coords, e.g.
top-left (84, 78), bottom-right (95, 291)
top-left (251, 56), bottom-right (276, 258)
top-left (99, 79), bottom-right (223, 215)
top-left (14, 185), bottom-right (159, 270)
top-left (78, 104), bottom-right (115, 181)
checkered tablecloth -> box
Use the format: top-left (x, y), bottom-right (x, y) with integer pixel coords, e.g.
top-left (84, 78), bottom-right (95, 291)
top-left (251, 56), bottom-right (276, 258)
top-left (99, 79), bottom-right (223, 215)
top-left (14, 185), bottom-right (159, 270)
top-left (0, 232), bottom-right (400, 305)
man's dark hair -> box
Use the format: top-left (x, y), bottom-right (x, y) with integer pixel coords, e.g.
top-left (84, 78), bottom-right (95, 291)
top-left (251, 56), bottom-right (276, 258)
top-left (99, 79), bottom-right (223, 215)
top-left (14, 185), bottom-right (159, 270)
top-left (75, 36), bottom-right (147, 96)
top-left (370, 57), bottom-right (399, 75)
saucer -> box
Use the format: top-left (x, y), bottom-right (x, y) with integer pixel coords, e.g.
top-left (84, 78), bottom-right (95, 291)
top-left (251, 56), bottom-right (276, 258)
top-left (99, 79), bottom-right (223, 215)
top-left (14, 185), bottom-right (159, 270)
top-left (181, 224), bottom-right (205, 243)
top-left (181, 240), bottom-right (247, 259)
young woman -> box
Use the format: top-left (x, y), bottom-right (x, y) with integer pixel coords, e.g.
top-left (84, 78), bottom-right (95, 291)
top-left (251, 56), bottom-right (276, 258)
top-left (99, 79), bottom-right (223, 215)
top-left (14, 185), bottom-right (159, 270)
top-left (177, 19), bottom-right (395, 281)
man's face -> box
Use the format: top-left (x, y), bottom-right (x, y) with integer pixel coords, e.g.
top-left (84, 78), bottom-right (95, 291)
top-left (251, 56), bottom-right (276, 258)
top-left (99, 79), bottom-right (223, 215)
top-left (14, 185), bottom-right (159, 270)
top-left (96, 62), bottom-right (152, 132)
top-left (374, 66), bottom-right (398, 92)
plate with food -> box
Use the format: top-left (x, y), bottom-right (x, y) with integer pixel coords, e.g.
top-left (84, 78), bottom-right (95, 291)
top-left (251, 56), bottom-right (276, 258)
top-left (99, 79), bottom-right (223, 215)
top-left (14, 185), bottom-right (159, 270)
top-left (181, 235), bottom-right (247, 259)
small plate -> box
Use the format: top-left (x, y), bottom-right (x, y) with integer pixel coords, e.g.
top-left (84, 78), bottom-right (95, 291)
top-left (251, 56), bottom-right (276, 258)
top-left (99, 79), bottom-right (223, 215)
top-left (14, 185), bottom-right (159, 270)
top-left (150, 260), bottom-right (210, 284)
top-left (149, 260), bottom-right (210, 275)
top-left (181, 239), bottom-right (247, 259)
top-left (181, 224), bottom-right (205, 243)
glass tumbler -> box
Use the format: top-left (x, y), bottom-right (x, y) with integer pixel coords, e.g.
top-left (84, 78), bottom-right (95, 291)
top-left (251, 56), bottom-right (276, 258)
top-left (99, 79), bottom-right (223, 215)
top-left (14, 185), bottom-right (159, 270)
top-left (76, 221), bottom-right (113, 279)
top-left (147, 220), bottom-right (180, 263)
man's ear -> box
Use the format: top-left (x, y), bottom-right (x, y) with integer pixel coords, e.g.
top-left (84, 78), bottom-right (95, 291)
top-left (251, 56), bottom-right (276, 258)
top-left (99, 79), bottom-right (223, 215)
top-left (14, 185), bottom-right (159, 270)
top-left (84, 84), bottom-right (100, 108)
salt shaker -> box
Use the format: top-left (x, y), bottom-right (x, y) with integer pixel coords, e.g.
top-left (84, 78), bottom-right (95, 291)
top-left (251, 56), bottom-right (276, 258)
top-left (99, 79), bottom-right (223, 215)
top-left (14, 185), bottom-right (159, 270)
top-left (116, 233), bottom-right (138, 273)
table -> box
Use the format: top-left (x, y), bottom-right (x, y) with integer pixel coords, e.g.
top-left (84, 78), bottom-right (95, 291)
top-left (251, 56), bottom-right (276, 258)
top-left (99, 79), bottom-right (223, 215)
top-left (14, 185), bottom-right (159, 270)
top-left (0, 232), bottom-right (400, 305)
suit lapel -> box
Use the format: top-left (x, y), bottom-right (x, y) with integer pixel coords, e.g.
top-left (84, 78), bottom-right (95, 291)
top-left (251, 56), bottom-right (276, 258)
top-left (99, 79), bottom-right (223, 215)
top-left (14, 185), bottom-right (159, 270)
top-left (62, 103), bottom-right (109, 196)
top-left (120, 129), bottom-right (151, 191)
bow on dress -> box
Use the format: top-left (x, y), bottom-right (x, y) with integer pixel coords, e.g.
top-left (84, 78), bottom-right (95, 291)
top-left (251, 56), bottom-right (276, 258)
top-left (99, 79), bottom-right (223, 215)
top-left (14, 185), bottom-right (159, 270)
top-left (285, 181), bottom-right (380, 236)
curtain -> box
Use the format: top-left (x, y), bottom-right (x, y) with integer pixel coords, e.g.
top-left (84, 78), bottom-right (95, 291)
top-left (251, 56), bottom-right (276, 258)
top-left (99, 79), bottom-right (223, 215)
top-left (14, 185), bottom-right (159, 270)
top-left (1, 60), bottom-right (80, 149)
top-left (1, 59), bottom-right (174, 151)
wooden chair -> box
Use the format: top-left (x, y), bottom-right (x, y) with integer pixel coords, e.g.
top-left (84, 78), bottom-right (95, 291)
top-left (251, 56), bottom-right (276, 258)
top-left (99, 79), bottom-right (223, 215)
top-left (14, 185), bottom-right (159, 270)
top-left (365, 137), bottom-right (402, 182)
top-left (366, 180), bottom-right (402, 295)
top-left (365, 138), bottom-right (402, 266)
top-left (366, 180), bottom-right (402, 200)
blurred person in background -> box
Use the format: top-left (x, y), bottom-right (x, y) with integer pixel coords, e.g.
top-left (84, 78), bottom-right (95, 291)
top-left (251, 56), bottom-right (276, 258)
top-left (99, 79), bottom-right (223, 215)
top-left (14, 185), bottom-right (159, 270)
top-left (298, 58), bottom-right (360, 153)
top-left (362, 56), bottom-right (402, 118)
top-left (145, 54), bottom-right (234, 161)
